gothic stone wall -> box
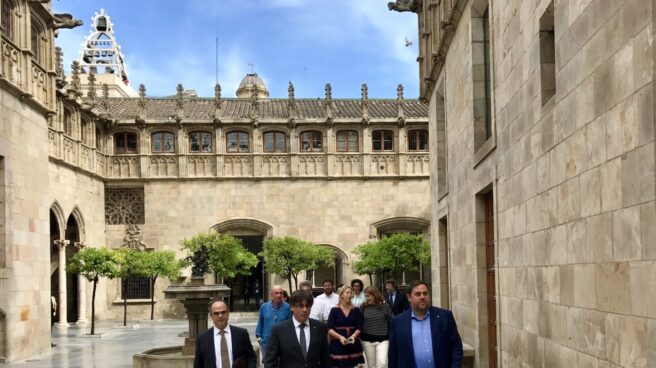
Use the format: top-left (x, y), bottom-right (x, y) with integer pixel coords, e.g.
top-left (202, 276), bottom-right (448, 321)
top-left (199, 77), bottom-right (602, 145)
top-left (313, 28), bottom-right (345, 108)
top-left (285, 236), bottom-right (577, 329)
top-left (0, 88), bottom-right (52, 362)
top-left (101, 178), bottom-right (429, 320)
top-left (429, 0), bottom-right (656, 367)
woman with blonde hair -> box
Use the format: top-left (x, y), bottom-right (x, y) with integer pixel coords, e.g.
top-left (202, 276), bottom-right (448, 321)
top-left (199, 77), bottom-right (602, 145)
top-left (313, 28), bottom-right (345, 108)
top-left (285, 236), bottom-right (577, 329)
top-left (327, 285), bottom-right (365, 367)
top-left (360, 285), bottom-right (393, 368)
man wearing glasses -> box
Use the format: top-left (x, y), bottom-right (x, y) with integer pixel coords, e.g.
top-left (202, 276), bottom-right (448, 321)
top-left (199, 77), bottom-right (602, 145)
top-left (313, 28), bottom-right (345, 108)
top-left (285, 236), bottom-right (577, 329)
top-left (194, 300), bottom-right (257, 368)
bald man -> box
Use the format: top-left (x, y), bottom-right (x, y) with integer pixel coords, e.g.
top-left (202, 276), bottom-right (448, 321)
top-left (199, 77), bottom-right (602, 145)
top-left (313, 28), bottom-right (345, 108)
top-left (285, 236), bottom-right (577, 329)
top-left (194, 300), bottom-right (257, 368)
top-left (256, 285), bottom-right (292, 355)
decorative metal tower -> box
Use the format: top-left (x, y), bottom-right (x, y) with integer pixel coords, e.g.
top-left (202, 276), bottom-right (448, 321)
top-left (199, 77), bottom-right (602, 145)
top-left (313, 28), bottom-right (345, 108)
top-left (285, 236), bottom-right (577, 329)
top-left (77, 9), bottom-right (130, 85)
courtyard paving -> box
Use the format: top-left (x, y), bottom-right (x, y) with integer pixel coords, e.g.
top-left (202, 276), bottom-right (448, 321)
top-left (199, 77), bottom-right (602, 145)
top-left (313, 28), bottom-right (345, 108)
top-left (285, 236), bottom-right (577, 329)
top-left (5, 315), bottom-right (259, 368)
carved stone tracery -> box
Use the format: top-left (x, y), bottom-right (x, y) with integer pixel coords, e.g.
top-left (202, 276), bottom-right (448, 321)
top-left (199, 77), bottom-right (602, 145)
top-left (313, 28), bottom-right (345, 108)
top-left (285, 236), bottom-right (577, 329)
top-left (104, 187), bottom-right (145, 225)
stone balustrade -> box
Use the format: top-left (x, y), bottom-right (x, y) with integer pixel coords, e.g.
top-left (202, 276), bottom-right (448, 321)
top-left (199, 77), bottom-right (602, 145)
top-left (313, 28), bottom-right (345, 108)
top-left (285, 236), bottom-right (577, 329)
top-left (0, 35), bottom-right (22, 89)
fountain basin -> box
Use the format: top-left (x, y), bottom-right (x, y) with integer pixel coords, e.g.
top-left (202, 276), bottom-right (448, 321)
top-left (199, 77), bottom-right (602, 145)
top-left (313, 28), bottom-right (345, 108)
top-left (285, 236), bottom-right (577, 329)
top-left (133, 346), bottom-right (192, 368)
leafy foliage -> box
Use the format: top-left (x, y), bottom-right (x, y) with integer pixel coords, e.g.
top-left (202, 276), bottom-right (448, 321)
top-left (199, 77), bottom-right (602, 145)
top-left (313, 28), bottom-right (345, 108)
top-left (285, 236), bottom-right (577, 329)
top-left (261, 236), bottom-right (334, 291)
top-left (182, 232), bottom-right (258, 280)
top-left (352, 232), bottom-right (430, 282)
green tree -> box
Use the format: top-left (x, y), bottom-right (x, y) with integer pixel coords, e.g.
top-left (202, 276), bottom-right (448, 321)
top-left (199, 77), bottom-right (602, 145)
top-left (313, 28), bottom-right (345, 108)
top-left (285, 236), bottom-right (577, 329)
top-left (352, 233), bottom-right (431, 285)
top-left (112, 248), bottom-right (143, 327)
top-left (261, 236), bottom-right (334, 291)
top-left (139, 250), bottom-right (183, 320)
top-left (66, 247), bottom-right (117, 335)
top-left (182, 232), bottom-right (258, 281)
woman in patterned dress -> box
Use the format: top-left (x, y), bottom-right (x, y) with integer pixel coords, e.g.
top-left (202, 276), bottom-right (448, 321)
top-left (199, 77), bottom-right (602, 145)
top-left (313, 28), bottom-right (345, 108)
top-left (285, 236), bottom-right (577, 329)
top-left (327, 285), bottom-right (365, 367)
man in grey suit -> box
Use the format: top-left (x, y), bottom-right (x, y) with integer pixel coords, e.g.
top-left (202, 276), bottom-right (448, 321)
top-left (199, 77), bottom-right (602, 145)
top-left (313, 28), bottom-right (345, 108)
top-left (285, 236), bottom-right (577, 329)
top-left (264, 290), bottom-right (330, 368)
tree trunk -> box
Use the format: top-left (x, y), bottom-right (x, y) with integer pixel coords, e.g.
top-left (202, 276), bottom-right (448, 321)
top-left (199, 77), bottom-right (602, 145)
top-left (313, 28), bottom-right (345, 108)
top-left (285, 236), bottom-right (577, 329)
top-left (287, 275), bottom-right (293, 294)
top-left (123, 278), bottom-right (127, 326)
top-left (150, 277), bottom-right (157, 320)
top-left (91, 278), bottom-right (97, 335)
top-left (292, 273), bottom-right (298, 291)
top-left (368, 274), bottom-right (373, 285)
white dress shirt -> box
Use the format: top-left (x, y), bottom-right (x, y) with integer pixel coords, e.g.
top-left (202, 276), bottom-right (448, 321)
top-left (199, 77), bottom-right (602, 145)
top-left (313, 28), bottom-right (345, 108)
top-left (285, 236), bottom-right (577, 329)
top-left (292, 317), bottom-right (310, 352)
top-left (213, 325), bottom-right (233, 368)
top-left (310, 292), bottom-right (339, 322)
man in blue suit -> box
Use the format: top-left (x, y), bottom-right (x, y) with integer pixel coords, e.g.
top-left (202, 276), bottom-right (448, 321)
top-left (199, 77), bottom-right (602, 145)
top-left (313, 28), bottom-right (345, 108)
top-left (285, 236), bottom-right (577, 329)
top-left (388, 280), bottom-right (463, 368)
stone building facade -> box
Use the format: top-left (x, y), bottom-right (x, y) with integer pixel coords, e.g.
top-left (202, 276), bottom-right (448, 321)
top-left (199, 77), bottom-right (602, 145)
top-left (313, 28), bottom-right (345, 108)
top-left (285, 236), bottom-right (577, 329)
top-left (0, 3), bottom-right (430, 363)
top-left (393, 0), bottom-right (656, 367)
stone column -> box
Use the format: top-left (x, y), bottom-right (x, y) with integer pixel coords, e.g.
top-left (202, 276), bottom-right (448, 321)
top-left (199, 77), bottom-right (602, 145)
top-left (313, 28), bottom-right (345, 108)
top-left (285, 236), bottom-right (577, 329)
top-left (74, 242), bottom-right (88, 324)
top-left (54, 239), bottom-right (69, 327)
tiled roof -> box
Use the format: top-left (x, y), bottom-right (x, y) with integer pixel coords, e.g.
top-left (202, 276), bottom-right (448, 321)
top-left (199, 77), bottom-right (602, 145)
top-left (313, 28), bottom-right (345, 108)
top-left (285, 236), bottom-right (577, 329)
top-left (105, 98), bottom-right (428, 120)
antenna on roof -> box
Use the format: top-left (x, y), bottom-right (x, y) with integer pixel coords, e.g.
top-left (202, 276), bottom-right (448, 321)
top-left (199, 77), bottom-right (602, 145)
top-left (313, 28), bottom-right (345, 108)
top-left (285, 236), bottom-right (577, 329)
top-left (215, 34), bottom-right (219, 86)
top-left (248, 62), bottom-right (255, 74)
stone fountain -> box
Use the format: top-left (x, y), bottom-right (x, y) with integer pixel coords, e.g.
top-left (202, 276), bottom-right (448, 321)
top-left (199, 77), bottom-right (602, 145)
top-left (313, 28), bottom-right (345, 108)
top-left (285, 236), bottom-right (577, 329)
top-left (133, 250), bottom-right (230, 368)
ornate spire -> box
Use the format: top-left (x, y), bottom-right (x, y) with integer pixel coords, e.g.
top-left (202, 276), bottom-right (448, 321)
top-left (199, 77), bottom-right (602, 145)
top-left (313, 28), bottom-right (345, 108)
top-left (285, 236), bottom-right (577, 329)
top-left (287, 81), bottom-right (296, 124)
top-left (175, 84), bottom-right (184, 122)
top-left (213, 84), bottom-right (222, 123)
top-left (78, 9), bottom-right (130, 84)
top-left (360, 83), bottom-right (369, 123)
top-left (101, 83), bottom-right (110, 111)
top-left (70, 61), bottom-right (81, 95)
top-left (55, 47), bottom-right (64, 79)
top-left (250, 87), bottom-right (260, 125)
top-left (136, 84), bottom-right (146, 126)
top-left (397, 84), bottom-right (406, 125)
top-left (87, 71), bottom-right (97, 101)
top-left (324, 83), bottom-right (333, 124)
top-left (288, 81), bottom-right (295, 101)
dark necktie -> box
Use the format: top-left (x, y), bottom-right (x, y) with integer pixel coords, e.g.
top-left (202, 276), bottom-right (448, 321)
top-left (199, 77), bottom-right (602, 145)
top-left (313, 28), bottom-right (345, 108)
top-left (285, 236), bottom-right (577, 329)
top-left (219, 330), bottom-right (230, 368)
top-left (390, 293), bottom-right (395, 304)
top-left (299, 323), bottom-right (307, 359)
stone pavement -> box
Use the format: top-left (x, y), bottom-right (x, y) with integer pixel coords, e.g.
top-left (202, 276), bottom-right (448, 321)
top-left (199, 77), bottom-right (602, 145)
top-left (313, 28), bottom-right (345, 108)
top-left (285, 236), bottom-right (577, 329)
top-left (5, 316), bottom-right (259, 368)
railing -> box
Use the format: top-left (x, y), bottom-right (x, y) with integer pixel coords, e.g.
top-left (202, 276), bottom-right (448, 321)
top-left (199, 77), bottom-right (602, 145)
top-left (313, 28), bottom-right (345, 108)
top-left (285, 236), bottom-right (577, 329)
top-left (370, 154), bottom-right (397, 176)
top-left (297, 154), bottom-right (326, 176)
top-left (334, 154), bottom-right (363, 176)
top-left (48, 128), bottom-right (59, 158)
top-left (260, 154), bottom-right (289, 177)
top-left (29, 60), bottom-right (49, 108)
top-left (148, 155), bottom-right (178, 177)
top-left (186, 155), bottom-right (215, 177)
top-left (95, 151), bottom-right (106, 177)
top-left (0, 35), bottom-right (22, 88)
top-left (110, 155), bottom-right (140, 178)
top-left (80, 144), bottom-right (92, 171)
top-left (224, 155), bottom-right (252, 177)
top-left (404, 153), bottom-right (430, 175)
top-left (63, 136), bottom-right (76, 165)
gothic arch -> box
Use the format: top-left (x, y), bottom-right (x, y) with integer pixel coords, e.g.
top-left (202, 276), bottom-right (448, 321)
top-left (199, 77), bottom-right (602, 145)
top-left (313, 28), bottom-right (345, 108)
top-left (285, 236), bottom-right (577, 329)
top-left (67, 206), bottom-right (85, 242)
top-left (317, 243), bottom-right (350, 263)
top-left (49, 201), bottom-right (66, 237)
top-left (210, 218), bottom-right (273, 238)
top-left (369, 216), bottom-right (430, 238)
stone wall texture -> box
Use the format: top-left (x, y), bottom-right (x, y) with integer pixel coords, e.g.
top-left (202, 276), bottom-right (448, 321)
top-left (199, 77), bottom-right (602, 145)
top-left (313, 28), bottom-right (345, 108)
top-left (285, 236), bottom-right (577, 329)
top-left (425, 0), bottom-right (656, 367)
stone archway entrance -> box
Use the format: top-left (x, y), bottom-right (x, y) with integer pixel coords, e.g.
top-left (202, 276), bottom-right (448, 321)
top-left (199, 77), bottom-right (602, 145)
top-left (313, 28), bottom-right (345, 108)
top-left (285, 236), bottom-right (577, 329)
top-left (308, 244), bottom-right (347, 289)
top-left (49, 204), bottom-right (64, 325)
top-left (64, 214), bottom-right (80, 323)
top-left (211, 219), bottom-right (273, 311)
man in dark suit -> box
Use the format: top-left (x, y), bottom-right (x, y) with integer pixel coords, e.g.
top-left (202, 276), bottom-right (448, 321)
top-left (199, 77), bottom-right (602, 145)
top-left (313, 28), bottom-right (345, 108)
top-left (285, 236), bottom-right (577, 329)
top-left (264, 290), bottom-right (330, 368)
top-left (194, 300), bottom-right (257, 368)
top-left (389, 280), bottom-right (463, 368)
top-left (384, 279), bottom-right (410, 315)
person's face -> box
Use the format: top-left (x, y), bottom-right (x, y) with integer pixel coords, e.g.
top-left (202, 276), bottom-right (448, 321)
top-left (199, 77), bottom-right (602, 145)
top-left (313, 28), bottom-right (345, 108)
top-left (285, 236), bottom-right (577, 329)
top-left (385, 283), bottom-right (395, 293)
top-left (301, 285), bottom-right (312, 293)
top-left (341, 288), bottom-right (352, 303)
top-left (209, 301), bottom-right (229, 330)
top-left (291, 301), bottom-right (311, 323)
top-left (408, 284), bottom-right (431, 313)
top-left (352, 283), bottom-right (362, 294)
top-left (364, 292), bottom-right (374, 305)
top-left (323, 282), bottom-right (333, 295)
top-left (271, 287), bottom-right (283, 304)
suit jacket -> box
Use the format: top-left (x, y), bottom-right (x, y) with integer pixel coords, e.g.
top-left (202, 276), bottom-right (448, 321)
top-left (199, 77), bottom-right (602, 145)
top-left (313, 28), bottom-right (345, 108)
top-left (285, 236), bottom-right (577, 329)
top-left (388, 306), bottom-right (463, 368)
top-left (263, 318), bottom-right (330, 368)
top-left (384, 290), bottom-right (410, 315)
top-left (194, 325), bottom-right (257, 368)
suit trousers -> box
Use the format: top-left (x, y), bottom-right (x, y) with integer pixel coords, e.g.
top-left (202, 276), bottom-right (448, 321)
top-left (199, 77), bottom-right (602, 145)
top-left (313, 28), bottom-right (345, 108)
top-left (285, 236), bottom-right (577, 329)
top-left (361, 340), bottom-right (389, 368)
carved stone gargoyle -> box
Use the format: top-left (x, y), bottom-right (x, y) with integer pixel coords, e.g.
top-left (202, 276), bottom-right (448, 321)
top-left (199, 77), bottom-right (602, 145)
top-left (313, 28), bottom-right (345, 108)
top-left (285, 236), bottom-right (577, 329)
top-left (387, 0), bottom-right (422, 13)
top-left (52, 13), bottom-right (83, 30)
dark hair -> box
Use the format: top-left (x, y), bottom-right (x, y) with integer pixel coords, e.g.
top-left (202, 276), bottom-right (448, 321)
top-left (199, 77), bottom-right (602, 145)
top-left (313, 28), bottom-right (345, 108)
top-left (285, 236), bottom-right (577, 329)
top-left (363, 285), bottom-right (385, 306)
top-left (299, 280), bottom-right (313, 289)
top-left (290, 290), bottom-right (314, 307)
top-left (408, 280), bottom-right (430, 294)
top-left (351, 279), bottom-right (363, 288)
top-left (322, 279), bottom-right (334, 286)
top-left (282, 290), bottom-right (289, 300)
top-left (385, 279), bottom-right (397, 288)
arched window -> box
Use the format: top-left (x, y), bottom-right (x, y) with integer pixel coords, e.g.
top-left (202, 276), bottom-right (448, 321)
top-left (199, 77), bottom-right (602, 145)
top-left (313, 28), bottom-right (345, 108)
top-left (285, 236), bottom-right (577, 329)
top-left (95, 127), bottom-right (101, 149)
top-left (30, 17), bottom-right (44, 64)
top-left (80, 118), bottom-right (89, 144)
top-left (408, 129), bottom-right (428, 151)
top-left (114, 132), bottom-right (138, 154)
top-left (1, 0), bottom-right (14, 40)
top-left (372, 130), bottom-right (394, 151)
top-left (226, 131), bottom-right (249, 153)
top-left (263, 131), bottom-right (286, 153)
top-left (63, 110), bottom-right (72, 136)
top-left (300, 130), bottom-right (322, 152)
top-left (151, 131), bottom-right (175, 153)
top-left (336, 130), bottom-right (358, 152)
top-left (189, 131), bottom-right (212, 153)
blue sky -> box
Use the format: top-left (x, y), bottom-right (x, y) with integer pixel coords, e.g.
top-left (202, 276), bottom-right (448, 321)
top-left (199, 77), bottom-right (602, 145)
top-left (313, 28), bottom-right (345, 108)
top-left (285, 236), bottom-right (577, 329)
top-left (53, 1), bottom-right (420, 99)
